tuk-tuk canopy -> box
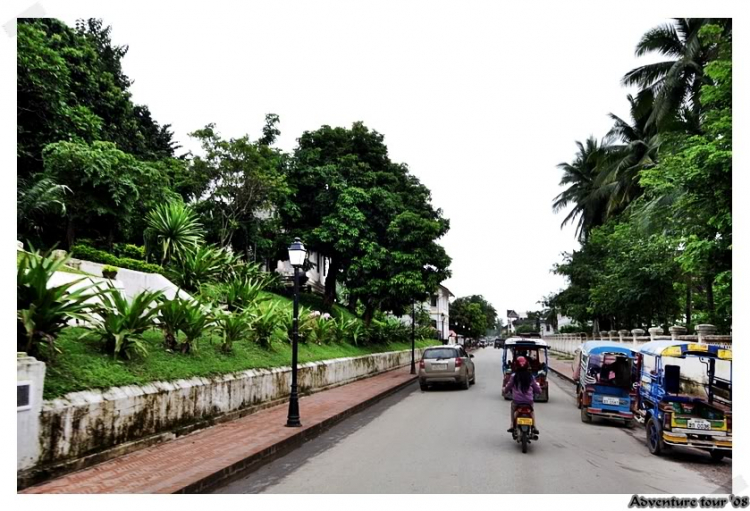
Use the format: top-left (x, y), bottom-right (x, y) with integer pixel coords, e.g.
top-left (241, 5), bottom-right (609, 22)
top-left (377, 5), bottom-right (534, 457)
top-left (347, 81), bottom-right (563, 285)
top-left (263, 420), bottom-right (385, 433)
top-left (504, 338), bottom-right (548, 347)
top-left (638, 340), bottom-right (732, 361)
top-left (578, 341), bottom-right (637, 358)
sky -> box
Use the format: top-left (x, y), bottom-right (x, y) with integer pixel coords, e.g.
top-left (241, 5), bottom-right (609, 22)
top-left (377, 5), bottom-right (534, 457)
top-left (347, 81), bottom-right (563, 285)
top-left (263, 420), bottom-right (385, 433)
top-left (38, 0), bottom-right (672, 319)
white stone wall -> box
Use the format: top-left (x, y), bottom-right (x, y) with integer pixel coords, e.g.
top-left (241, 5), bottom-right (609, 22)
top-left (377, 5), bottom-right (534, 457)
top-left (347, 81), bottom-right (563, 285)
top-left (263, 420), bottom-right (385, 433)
top-left (24, 348), bottom-right (423, 474)
top-left (71, 259), bottom-right (192, 302)
top-left (17, 354), bottom-right (46, 471)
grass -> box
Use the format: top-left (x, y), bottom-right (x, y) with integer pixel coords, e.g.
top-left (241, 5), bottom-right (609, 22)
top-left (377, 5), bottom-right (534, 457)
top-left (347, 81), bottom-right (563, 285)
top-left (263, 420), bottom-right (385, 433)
top-left (17, 250), bottom-right (93, 276)
top-left (43, 327), bottom-right (435, 400)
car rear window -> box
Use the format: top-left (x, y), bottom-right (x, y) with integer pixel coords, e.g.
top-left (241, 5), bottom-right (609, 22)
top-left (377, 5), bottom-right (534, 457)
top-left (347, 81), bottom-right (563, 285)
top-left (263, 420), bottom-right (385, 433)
top-left (423, 348), bottom-right (458, 359)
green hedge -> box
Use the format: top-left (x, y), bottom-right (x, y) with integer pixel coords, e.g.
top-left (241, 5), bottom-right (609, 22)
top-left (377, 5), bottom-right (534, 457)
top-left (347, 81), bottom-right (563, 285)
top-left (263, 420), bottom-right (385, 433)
top-left (113, 243), bottom-right (145, 261)
top-left (71, 244), bottom-right (164, 275)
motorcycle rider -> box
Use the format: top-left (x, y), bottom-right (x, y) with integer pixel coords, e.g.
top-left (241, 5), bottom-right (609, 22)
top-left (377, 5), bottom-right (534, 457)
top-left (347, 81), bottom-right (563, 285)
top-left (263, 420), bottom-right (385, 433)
top-left (504, 356), bottom-right (541, 434)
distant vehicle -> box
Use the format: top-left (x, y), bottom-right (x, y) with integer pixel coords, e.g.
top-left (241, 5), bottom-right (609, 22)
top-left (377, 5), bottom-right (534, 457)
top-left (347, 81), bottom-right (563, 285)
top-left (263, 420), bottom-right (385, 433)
top-left (494, 338), bottom-right (504, 349)
top-left (419, 345), bottom-right (476, 391)
top-left (502, 338), bottom-right (549, 402)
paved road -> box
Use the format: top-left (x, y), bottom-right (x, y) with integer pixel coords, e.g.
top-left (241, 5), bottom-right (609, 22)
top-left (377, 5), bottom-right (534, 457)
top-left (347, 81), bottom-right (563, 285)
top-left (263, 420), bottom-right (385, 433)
top-left (215, 348), bottom-right (731, 494)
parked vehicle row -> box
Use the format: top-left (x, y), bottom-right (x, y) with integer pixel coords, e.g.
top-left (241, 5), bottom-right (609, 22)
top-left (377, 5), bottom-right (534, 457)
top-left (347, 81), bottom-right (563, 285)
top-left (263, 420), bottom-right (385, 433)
top-left (571, 340), bottom-right (732, 462)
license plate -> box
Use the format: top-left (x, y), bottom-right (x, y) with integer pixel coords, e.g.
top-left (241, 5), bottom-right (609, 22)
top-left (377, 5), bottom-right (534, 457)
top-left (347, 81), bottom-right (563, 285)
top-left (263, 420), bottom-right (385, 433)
top-left (517, 417), bottom-right (533, 426)
top-left (432, 364), bottom-right (447, 370)
top-left (688, 419), bottom-right (711, 430)
top-left (602, 396), bottom-right (620, 406)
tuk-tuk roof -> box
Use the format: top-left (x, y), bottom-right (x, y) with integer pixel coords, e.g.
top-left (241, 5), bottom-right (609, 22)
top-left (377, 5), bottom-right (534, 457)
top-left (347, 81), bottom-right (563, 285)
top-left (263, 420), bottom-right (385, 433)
top-left (639, 340), bottom-right (731, 360)
top-left (579, 341), bottom-right (638, 357)
top-left (504, 338), bottom-right (548, 347)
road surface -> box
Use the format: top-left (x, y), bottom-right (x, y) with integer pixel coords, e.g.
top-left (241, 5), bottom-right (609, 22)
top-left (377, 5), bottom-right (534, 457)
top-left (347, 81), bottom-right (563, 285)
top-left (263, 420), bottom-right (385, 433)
top-left (215, 348), bottom-right (731, 493)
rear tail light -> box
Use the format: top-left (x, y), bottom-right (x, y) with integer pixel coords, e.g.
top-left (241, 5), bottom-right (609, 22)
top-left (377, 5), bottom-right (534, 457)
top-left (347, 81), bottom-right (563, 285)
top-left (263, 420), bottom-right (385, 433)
top-left (663, 412), bottom-right (672, 431)
top-left (455, 357), bottom-right (462, 368)
top-left (419, 360), bottom-right (425, 369)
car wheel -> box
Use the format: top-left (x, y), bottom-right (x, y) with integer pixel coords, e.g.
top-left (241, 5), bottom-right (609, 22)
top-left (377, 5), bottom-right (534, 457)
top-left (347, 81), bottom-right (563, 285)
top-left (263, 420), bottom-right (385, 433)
top-left (581, 407), bottom-right (592, 423)
top-left (646, 417), bottom-right (667, 455)
top-left (710, 450), bottom-right (725, 462)
top-left (419, 380), bottom-right (428, 391)
top-left (625, 419), bottom-right (637, 429)
top-left (461, 373), bottom-right (470, 390)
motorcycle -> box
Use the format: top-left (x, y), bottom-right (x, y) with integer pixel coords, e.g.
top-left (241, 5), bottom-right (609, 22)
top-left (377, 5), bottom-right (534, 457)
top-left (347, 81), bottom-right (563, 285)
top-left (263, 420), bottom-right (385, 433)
top-left (511, 404), bottom-right (539, 453)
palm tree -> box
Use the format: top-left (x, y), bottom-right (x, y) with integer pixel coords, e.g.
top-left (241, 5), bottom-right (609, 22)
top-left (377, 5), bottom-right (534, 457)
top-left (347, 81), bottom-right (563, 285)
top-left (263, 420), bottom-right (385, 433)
top-left (622, 18), bottom-right (731, 130)
top-left (595, 92), bottom-right (661, 216)
top-left (553, 137), bottom-right (611, 241)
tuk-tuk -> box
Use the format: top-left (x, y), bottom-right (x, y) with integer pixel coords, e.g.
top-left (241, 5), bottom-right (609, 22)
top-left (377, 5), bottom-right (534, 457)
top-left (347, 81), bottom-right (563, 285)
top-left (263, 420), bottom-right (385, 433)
top-left (572, 341), bottom-right (638, 427)
top-left (502, 338), bottom-right (549, 402)
top-left (636, 340), bottom-right (732, 461)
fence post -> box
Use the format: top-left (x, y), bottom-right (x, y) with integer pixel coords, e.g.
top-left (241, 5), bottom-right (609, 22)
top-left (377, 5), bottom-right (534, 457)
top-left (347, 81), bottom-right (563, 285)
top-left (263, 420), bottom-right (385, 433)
top-left (648, 327), bottom-right (663, 341)
top-left (632, 329), bottom-right (645, 348)
top-left (618, 329), bottom-right (628, 343)
top-left (696, 324), bottom-right (716, 344)
top-left (669, 325), bottom-right (687, 341)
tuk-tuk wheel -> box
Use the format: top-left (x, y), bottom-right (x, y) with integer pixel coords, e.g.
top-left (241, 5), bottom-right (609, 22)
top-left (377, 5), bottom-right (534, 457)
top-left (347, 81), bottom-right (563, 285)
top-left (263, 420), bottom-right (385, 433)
top-left (646, 418), bottom-right (667, 455)
top-left (710, 450), bottom-right (725, 462)
top-left (581, 407), bottom-right (592, 423)
top-left (624, 419), bottom-right (637, 429)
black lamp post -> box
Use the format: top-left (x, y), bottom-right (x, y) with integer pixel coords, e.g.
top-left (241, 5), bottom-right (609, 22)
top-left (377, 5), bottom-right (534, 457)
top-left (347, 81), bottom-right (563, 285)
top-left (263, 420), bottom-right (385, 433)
top-left (410, 302), bottom-right (416, 374)
top-left (286, 237), bottom-right (307, 428)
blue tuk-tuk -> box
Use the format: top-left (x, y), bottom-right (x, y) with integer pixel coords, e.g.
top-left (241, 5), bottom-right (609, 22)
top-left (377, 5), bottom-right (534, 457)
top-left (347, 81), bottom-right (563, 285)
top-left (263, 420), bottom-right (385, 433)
top-left (636, 341), bottom-right (732, 461)
top-left (502, 338), bottom-right (549, 402)
top-left (572, 341), bottom-right (638, 427)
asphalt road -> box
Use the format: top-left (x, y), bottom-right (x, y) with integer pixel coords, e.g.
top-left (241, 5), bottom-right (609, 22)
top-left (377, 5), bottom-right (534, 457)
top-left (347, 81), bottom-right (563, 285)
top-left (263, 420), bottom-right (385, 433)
top-left (214, 348), bottom-right (732, 494)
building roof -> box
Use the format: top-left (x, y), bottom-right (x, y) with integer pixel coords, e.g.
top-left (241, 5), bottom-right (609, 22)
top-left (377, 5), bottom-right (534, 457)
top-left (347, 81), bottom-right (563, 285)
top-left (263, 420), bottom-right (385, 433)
top-left (438, 284), bottom-right (455, 297)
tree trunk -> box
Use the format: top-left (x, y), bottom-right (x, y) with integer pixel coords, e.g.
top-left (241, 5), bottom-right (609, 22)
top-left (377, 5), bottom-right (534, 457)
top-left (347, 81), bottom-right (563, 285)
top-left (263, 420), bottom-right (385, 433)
top-left (66, 216), bottom-right (76, 249)
top-left (363, 302), bottom-right (377, 327)
top-left (685, 274), bottom-right (692, 327)
top-left (323, 257), bottom-right (339, 309)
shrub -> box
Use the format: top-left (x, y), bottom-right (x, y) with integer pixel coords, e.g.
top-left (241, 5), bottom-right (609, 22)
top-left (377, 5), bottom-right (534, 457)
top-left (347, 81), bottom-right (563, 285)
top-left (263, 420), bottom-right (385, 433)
top-left (102, 265), bottom-right (118, 279)
top-left (223, 277), bottom-right (269, 312)
top-left (280, 306), bottom-right (314, 344)
top-left (71, 244), bottom-right (164, 274)
top-left (213, 309), bottom-right (253, 353)
top-left (366, 317), bottom-right (410, 345)
top-left (330, 316), bottom-right (361, 344)
top-left (310, 313), bottom-right (334, 344)
top-left (17, 248), bottom-right (102, 359)
top-left (248, 301), bottom-right (284, 348)
top-left (113, 243), bottom-right (145, 261)
top-left (180, 300), bottom-right (213, 353)
top-left (88, 288), bottom-right (164, 359)
top-left (559, 324), bottom-right (587, 334)
top-left (156, 295), bottom-right (188, 351)
top-left (167, 244), bottom-right (227, 292)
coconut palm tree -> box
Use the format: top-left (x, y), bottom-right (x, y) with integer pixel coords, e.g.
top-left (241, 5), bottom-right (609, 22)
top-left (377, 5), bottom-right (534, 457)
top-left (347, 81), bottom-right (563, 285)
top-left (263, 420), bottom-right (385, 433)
top-left (553, 137), bottom-right (611, 241)
top-left (622, 18), bottom-right (731, 130)
top-left (595, 92), bottom-right (661, 216)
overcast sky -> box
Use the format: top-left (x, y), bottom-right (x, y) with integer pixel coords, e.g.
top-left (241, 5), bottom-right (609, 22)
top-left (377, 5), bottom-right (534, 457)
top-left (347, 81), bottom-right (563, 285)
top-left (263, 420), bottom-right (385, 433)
top-left (44, 0), bottom-right (672, 319)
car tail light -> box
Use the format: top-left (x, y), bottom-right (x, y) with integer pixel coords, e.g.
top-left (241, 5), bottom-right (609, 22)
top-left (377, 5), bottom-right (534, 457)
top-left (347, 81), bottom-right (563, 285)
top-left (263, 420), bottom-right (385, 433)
top-left (419, 360), bottom-right (425, 369)
top-left (663, 412), bottom-right (672, 431)
top-left (455, 357), bottom-right (462, 368)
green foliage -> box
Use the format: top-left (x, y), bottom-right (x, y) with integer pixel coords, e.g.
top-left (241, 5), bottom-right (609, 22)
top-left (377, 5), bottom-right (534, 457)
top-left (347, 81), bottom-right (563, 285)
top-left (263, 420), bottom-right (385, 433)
top-left (449, 299), bottom-right (487, 339)
top-left (167, 244), bottom-right (231, 292)
top-left (213, 309), bottom-right (254, 353)
top-left (156, 295), bottom-right (187, 351)
top-left (365, 317), bottom-right (410, 345)
top-left (17, 175), bottom-right (70, 239)
top-left (17, 248), bottom-right (102, 359)
top-left (179, 299), bottom-right (214, 353)
top-left (145, 201), bottom-right (204, 265)
top-left (101, 265), bottom-right (118, 278)
top-left (87, 288), bottom-right (164, 359)
top-left (70, 243), bottom-right (164, 274)
top-left (248, 301), bottom-right (285, 348)
top-left (113, 243), bottom-right (145, 260)
top-left (559, 324), bottom-right (587, 334)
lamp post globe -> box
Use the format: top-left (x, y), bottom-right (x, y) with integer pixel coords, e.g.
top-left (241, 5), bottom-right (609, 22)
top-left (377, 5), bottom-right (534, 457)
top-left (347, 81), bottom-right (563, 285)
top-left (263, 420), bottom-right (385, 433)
top-left (286, 237), bottom-right (307, 428)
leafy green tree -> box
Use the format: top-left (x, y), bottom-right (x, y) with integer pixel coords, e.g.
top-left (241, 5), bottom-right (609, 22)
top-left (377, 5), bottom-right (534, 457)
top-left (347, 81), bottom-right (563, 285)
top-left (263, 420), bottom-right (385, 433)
top-left (449, 299), bottom-right (487, 339)
top-left (186, 122), bottom-right (290, 252)
top-left (17, 175), bottom-right (70, 240)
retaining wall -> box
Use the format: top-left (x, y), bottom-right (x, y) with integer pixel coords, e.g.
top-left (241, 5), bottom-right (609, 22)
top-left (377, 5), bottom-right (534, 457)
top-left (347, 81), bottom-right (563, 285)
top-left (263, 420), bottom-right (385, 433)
top-left (19, 348), bottom-right (423, 486)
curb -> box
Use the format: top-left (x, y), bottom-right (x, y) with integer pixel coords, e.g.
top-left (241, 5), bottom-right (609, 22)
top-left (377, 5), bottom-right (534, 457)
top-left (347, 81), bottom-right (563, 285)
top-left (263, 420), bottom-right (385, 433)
top-left (177, 373), bottom-right (418, 494)
top-left (548, 364), bottom-right (575, 385)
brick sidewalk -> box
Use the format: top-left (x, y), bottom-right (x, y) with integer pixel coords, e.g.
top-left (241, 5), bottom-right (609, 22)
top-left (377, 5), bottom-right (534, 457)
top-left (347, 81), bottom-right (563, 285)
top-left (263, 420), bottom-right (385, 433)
top-left (21, 367), bottom-right (418, 494)
top-left (547, 356), bottom-right (575, 383)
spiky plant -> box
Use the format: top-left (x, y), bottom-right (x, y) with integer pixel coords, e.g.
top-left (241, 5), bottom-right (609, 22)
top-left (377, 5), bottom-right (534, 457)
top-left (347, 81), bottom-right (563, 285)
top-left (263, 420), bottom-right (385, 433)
top-left (213, 309), bottom-right (253, 353)
top-left (179, 299), bottom-right (213, 354)
top-left (17, 248), bottom-right (101, 359)
top-left (145, 202), bottom-right (204, 265)
top-left (248, 301), bottom-right (284, 348)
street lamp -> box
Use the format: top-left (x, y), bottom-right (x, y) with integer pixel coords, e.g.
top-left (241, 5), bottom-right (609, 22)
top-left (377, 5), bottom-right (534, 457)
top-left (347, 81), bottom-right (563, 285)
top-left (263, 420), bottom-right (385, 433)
top-left (286, 237), bottom-right (307, 428)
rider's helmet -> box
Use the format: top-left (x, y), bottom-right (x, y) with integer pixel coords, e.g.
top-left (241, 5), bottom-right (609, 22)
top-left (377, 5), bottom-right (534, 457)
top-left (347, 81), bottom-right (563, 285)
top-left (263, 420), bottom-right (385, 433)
top-left (516, 356), bottom-right (528, 368)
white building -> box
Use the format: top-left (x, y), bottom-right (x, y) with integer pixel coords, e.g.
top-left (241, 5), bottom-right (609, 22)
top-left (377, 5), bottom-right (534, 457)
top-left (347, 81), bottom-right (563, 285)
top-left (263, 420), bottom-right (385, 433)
top-left (400, 284), bottom-right (454, 342)
top-left (274, 250), bottom-right (330, 294)
top-left (539, 313), bottom-right (574, 336)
